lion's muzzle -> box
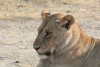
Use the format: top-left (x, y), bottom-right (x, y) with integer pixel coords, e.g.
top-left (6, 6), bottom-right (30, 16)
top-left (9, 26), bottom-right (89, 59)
top-left (33, 42), bottom-right (51, 56)
top-left (38, 51), bottom-right (51, 56)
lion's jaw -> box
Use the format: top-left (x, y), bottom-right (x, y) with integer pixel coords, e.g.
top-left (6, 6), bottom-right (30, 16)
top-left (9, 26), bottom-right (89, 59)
top-left (37, 47), bottom-right (55, 59)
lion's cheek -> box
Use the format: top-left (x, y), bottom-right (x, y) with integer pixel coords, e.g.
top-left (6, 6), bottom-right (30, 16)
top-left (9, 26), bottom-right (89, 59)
top-left (51, 47), bottom-right (55, 54)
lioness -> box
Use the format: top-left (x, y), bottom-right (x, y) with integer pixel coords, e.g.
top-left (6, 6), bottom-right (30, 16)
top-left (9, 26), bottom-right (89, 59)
top-left (33, 10), bottom-right (100, 67)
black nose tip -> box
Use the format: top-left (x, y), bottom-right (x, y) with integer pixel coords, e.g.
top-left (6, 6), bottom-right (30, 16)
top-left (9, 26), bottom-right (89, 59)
top-left (35, 47), bottom-right (40, 51)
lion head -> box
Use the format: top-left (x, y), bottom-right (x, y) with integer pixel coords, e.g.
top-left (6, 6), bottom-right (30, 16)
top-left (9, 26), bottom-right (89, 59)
top-left (33, 10), bottom-right (79, 59)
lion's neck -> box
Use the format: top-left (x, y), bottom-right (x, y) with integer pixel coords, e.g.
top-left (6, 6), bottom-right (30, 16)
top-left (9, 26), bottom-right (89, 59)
top-left (55, 24), bottom-right (92, 63)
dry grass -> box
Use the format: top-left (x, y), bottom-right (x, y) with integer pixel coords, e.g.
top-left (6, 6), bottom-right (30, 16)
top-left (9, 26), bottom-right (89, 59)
top-left (1, 0), bottom-right (98, 19)
top-left (0, 0), bottom-right (33, 19)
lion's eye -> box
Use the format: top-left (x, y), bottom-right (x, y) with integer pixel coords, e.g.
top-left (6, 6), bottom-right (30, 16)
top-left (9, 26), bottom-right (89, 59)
top-left (45, 32), bottom-right (51, 37)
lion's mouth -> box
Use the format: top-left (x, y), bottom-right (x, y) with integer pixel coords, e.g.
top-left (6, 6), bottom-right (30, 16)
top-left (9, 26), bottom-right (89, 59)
top-left (38, 52), bottom-right (51, 56)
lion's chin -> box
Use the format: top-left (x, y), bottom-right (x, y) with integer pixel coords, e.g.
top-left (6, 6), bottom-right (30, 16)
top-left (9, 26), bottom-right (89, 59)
top-left (38, 52), bottom-right (51, 59)
top-left (38, 54), bottom-right (48, 59)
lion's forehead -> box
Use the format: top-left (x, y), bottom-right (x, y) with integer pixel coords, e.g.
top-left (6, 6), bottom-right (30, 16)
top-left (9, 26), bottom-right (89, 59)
top-left (39, 14), bottom-right (64, 32)
top-left (45, 14), bottom-right (64, 28)
top-left (46, 13), bottom-right (64, 24)
top-left (50, 13), bottom-right (64, 20)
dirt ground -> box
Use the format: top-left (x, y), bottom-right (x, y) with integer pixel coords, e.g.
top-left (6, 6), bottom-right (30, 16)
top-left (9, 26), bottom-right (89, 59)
top-left (0, 0), bottom-right (100, 67)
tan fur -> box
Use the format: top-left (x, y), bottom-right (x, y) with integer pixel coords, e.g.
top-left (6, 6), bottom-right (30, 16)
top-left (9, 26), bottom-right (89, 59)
top-left (33, 10), bottom-right (100, 67)
top-left (41, 10), bottom-right (51, 19)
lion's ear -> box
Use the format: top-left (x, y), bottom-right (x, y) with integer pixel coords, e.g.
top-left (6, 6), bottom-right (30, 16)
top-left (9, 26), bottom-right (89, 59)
top-left (41, 10), bottom-right (51, 20)
top-left (57, 15), bottom-right (75, 30)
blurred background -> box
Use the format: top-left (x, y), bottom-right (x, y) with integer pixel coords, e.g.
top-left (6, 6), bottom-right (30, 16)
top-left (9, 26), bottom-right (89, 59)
top-left (0, 0), bottom-right (99, 19)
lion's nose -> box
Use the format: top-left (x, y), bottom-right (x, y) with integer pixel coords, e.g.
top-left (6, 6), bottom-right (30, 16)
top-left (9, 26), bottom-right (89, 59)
top-left (34, 47), bottom-right (40, 51)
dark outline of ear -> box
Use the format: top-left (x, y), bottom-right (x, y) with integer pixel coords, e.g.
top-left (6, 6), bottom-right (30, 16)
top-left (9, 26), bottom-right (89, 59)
top-left (61, 15), bottom-right (75, 30)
